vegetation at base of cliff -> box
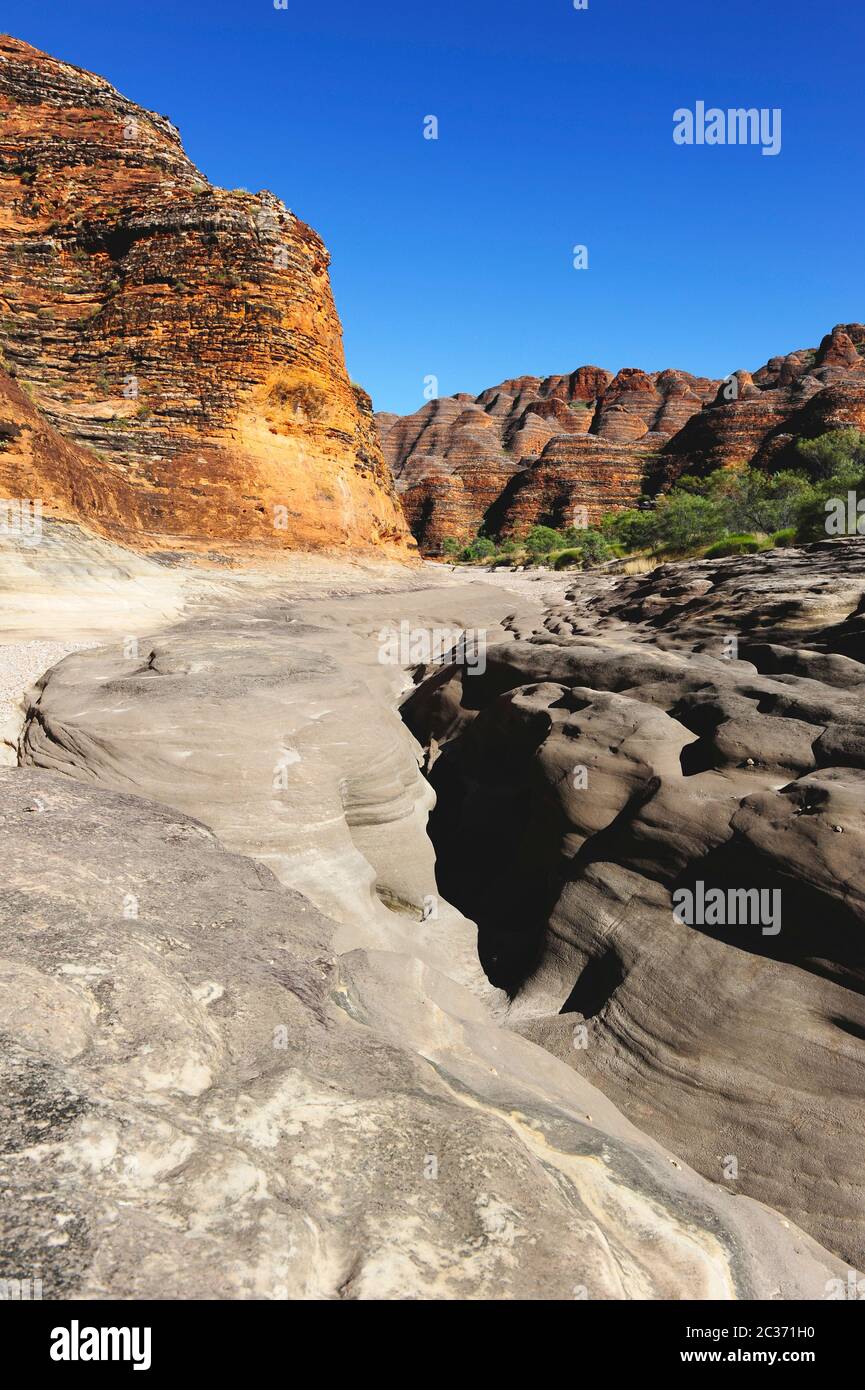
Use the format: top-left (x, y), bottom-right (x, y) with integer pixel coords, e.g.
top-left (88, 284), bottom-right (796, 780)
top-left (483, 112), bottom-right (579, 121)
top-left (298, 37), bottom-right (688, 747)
top-left (438, 429), bottom-right (865, 570)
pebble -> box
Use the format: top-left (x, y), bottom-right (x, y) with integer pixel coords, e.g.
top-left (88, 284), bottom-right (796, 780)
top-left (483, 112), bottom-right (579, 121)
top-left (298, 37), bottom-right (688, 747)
top-left (0, 639), bottom-right (98, 739)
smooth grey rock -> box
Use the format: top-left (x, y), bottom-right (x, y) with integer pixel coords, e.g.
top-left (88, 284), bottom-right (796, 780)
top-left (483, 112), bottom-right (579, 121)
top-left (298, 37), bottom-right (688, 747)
top-left (0, 565), bottom-right (847, 1298)
top-left (404, 540), bottom-right (865, 1267)
top-left (0, 767), bottom-right (845, 1300)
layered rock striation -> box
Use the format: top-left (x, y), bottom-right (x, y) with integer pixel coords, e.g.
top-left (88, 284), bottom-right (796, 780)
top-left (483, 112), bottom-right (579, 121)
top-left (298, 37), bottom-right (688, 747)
top-left (380, 326), bottom-right (865, 551)
top-left (379, 366), bottom-right (718, 548)
top-left (0, 34), bottom-right (411, 555)
top-left (652, 323), bottom-right (865, 489)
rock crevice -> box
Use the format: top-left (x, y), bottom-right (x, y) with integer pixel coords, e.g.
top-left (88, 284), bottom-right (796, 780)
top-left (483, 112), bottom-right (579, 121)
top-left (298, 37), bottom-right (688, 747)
top-left (402, 540), bottom-right (865, 1266)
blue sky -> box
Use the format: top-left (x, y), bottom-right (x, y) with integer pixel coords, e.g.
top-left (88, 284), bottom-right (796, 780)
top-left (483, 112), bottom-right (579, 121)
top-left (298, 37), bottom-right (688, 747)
top-left (4, 0), bottom-right (863, 413)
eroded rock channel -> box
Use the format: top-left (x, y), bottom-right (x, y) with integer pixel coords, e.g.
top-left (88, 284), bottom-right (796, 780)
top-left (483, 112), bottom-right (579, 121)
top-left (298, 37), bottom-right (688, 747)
top-left (1, 557), bottom-right (853, 1297)
top-left (403, 539), bottom-right (865, 1270)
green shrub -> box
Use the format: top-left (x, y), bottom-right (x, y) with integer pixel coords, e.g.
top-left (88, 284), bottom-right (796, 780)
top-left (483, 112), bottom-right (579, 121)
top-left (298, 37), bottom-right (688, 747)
top-left (524, 525), bottom-right (566, 556)
top-left (601, 507), bottom-right (657, 552)
top-left (796, 428), bottom-right (865, 480)
top-left (651, 492), bottom-right (726, 553)
top-left (552, 549), bottom-right (584, 570)
top-left (574, 529), bottom-right (611, 566)
top-left (705, 467), bottom-right (815, 534)
top-left (462, 536), bottom-right (496, 562)
top-left (436, 439), bottom-right (865, 562)
top-left (791, 431), bottom-right (865, 540)
top-left (703, 534), bottom-right (763, 558)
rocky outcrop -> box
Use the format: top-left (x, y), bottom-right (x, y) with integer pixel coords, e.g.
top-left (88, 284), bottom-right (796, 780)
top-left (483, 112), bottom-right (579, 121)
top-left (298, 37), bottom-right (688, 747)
top-left (0, 571), bottom-right (846, 1298)
top-left (0, 35), bottom-right (411, 555)
top-left (652, 324), bottom-right (865, 488)
top-left (403, 538), bottom-right (865, 1267)
top-left (381, 326), bottom-right (865, 551)
top-left (379, 366), bottom-right (719, 548)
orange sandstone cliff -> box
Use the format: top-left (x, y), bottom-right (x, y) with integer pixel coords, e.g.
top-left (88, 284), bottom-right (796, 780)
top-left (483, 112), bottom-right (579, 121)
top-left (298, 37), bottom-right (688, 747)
top-left (0, 34), bottom-right (412, 556)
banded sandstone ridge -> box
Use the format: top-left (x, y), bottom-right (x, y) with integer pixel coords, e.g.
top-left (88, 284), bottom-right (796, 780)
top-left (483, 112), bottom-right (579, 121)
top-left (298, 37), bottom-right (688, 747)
top-left (0, 35), bottom-right (412, 555)
top-left (379, 325), bottom-right (865, 552)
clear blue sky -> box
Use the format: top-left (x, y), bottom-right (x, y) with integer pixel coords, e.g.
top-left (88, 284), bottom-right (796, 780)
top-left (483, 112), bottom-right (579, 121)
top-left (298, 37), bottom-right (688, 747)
top-left (4, 0), bottom-right (863, 413)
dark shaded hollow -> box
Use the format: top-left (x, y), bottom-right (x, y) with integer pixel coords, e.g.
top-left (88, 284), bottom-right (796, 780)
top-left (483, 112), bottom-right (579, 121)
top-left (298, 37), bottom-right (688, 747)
top-left (559, 946), bottom-right (624, 1018)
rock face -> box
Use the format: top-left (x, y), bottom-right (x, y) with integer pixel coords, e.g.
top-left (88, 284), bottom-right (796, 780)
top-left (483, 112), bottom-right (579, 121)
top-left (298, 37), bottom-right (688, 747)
top-left (0, 571), bottom-right (846, 1298)
top-left (652, 323), bottom-right (865, 489)
top-left (0, 35), bottom-right (411, 555)
top-left (403, 538), bottom-right (865, 1267)
top-left (380, 326), bottom-right (865, 551)
top-left (379, 367), bottom-right (718, 549)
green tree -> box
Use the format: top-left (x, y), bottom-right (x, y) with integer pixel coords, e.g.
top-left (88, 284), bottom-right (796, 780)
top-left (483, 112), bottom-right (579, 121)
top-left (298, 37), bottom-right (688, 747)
top-left (796, 429), bottom-right (865, 480)
top-left (573, 528), bottom-right (611, 566)
top-left (706, 468), bottom-right (815, 534)
top-left (601, 507), bottom-right (658, 552)
top-left (651, 490), bottom-right (725, 552)
top-left (524, 525), bottom-right (565, 556)
top-left (462, 536), bottom-right (496, 561)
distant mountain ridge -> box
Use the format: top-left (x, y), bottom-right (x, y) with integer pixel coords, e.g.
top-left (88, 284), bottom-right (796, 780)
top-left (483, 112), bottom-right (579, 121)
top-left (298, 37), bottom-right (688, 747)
top-left (377, 325), bottom-right (865, 551)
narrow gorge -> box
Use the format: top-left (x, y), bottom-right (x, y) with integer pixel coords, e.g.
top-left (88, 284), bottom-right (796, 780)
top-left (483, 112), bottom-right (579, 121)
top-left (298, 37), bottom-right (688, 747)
top-left (0, 25), bottom-right (862, 1315)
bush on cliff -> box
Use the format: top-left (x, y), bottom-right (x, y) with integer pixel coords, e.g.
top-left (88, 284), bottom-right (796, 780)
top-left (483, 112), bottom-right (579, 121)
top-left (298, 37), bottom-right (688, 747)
top-left (793, 430), bottom-right (865, 540)
top-left (796, 428), bottom-right (865, 480)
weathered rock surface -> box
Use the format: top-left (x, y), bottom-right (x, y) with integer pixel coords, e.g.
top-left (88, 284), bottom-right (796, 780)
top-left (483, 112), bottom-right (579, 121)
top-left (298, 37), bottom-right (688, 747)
top-left (403, 538), bottom-right (865, 1267)
top-left (381, 326), bottom-right (865, 551)
top-left (379, 366), bottom-right (718, 549)
top-left (0, 563), bottom-right (846, 1298)
top-left (650, 324), bottom-right (865, 491)
top-left (0, 35), bottom-right (411, 555)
